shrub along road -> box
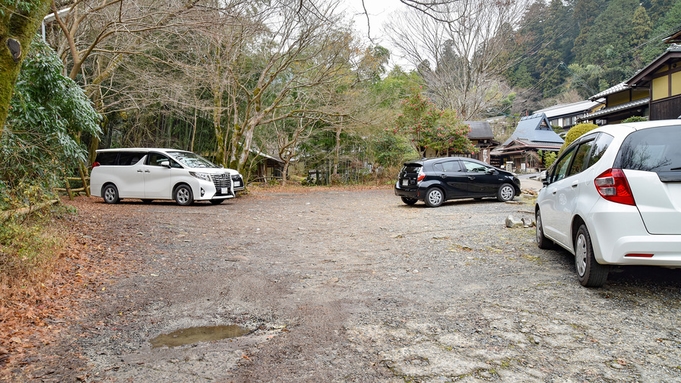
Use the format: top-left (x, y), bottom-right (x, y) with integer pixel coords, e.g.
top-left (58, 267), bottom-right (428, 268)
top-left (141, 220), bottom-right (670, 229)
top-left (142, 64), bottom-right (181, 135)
top-left (8, 186), bottom-right (681, 382)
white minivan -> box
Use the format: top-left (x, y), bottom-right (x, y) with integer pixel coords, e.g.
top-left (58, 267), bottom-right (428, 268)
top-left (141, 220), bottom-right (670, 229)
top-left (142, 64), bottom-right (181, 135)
top-left (90, 148), bottom-right (244, 205)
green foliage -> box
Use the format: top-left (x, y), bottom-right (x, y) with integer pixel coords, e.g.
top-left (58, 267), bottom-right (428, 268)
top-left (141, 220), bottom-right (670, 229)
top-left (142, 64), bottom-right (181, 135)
top-left (370, 131), bottom-right (417, 168)
top-left (622, 116), bottom-right (648, 122)
top-left (0, 205), bottom-right (71, 283)
top-left (395, 92), bottom-right (476, 157)
top-left (574, 0), bottom-right (641, 70)
top-left (560, 123), bottom-right (598, 153)
top-left (538, 150), bottom-right (557, 169)
top-left (638, 1), bottom-right (681, 64)
top-left (1, 38), bottom-right (101, 210)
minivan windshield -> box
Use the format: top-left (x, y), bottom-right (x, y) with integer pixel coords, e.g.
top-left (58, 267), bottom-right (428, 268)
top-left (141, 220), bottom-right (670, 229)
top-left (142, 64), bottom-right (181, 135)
top-left (167, 151), bottom-right (219, 169)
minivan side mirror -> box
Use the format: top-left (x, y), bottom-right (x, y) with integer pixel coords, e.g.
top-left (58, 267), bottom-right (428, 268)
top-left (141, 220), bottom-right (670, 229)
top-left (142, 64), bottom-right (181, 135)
top-left (159, 160), bottom-right (170, 168)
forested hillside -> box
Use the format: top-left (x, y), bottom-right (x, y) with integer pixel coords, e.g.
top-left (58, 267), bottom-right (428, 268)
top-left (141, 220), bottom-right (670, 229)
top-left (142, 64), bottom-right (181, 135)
top-left (503, 0), bottom-right (681, 103)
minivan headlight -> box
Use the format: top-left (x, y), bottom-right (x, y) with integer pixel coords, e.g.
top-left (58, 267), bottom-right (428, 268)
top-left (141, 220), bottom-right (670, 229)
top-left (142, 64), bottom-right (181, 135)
top-left (189, 171), bottom-right (212, 182)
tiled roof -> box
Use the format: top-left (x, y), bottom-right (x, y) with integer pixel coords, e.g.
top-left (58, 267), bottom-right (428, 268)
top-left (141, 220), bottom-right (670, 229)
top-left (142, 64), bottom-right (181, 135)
top-left (464, 121), bottom-right (494, 140)
top-left (501, 113), bottom-right (564, 147)
top-left (534, 100), bottom-right (601, 118)
top-left (589, 82), bottom-right (629, 100)
top-left (579, 98), bottom-right (649, 121)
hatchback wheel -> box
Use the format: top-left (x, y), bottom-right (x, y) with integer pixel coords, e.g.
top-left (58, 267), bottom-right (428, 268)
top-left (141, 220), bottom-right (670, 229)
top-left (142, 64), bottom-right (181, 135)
top-left (497, 183), bottom-right (515, 202)
top-left (102, 184), bottom-right (119, 204)
top-left (401, 197), bottom-right (418, 206)
top-left (174, 184), bottom-right (194, 206)
top-left (574, 224), bottom-right (608, 287)
top-left (424, 188), bottom-right (444, 207)
top-left (535, 209), bottom-right (553, 249)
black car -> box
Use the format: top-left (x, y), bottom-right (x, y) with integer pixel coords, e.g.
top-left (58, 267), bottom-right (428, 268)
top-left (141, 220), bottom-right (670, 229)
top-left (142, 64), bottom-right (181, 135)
top-left (394, 157), bottom-right (521, 207)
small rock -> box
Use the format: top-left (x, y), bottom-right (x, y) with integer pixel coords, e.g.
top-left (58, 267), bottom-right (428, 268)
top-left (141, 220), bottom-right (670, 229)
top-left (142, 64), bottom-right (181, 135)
top-left (505, 215), bottom-right (523, 228)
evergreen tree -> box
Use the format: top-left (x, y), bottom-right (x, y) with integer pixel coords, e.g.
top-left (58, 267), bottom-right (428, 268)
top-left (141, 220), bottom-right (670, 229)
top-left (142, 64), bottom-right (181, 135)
top-left (638, 1), bottom-right (681, 65)
top-left (573, 0), bottom-right (640, 74)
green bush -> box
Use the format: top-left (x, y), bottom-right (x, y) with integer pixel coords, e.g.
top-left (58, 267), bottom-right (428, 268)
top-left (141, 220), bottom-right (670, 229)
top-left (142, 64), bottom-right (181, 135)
top-left (622, 116), bottom-right (648, 123)
top-left (559, 123), bottom-right (598, 154)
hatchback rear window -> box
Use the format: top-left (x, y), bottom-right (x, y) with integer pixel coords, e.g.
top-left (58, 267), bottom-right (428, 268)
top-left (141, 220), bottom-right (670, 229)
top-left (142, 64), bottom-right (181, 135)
top-left (403, 165), bottom-right (422, 173)
top-left (614, 126), bottom-right (681, 172)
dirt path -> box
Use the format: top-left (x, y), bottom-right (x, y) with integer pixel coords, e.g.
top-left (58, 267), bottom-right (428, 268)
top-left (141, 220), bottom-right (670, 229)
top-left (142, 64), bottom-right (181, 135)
top-left (10, 187), bottom-right (681, 382)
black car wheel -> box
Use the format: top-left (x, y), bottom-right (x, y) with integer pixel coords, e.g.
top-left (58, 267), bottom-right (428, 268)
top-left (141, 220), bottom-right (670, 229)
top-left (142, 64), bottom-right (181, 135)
top-left (574, 224), bottom-right (608, 287)
top-left (174, 184), bottom-right (194, 206)
top-left (401, 197), bottom-right (418, 206)
top-left (497, 183), bottom-right (515, 202)
top-left (424, 188), bottom-right (444, 207)
top-left (535, 209), bottom-right (553, 249)
top-left (102, 184), bottom-right (120, 204)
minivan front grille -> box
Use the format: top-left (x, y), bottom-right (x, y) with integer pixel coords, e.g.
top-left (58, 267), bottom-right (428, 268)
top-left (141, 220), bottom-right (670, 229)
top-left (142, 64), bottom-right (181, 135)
top-left (213, 173), bottom-right (232, 194)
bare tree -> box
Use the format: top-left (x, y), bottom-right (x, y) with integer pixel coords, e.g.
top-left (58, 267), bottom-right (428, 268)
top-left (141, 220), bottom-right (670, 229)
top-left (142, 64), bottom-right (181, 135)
top-left (386, 0), bottom-right (527, 119)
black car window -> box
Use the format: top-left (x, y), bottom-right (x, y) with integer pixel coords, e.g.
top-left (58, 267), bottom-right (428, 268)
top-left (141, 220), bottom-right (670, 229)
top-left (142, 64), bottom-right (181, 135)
top-left (441, 161), bottom-right (462, 172)
top-left (118, 152), bottom-right (146, 165)
top-left (461, 160), bottom-right (487, 173)
top-left (614, 126), bottom-right (681, 172)
top-left (403, 165), bottom-right (422, 173)
top-left (148, 153), bottom-right (182, 168)
top-left (586, 133), bottom-right (613, 169)
top-left (568, 139), bottom-right (594, 177)
top-left (552, 146), bottom-right (577, 183)
top-left (95, 152), bottom-right (118, 165)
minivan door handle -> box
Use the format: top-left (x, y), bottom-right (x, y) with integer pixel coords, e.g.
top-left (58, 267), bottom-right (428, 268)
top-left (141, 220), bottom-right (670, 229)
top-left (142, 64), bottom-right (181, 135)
top-left (136, 170), bottom-right (143, 173)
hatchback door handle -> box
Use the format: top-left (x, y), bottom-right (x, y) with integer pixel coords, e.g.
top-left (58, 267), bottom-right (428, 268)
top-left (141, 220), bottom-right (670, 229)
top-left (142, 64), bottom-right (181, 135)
top-left (571, 181), bottom-right (578, 188)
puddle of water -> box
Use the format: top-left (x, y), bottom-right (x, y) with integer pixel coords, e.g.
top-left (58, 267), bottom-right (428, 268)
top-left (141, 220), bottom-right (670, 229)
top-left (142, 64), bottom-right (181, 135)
top-left (150, 325), bottom-right (250, 348)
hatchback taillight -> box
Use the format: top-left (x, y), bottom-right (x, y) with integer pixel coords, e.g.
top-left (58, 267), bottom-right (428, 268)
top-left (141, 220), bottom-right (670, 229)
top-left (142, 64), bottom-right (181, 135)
top-left (594, 168), bottom-right (635, 206)
top-left (417, 168), bottom-right (425, 183)
top-left (92, 161), bottom-right (100, 168)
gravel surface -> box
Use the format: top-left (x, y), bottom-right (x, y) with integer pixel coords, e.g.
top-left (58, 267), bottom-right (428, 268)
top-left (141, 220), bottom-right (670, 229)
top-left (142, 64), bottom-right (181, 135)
top-left (11, 185), bottom-right (681, 382)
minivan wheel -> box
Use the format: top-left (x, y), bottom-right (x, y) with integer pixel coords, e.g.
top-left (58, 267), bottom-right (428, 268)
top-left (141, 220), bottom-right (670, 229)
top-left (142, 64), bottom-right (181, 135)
top-left (535, 209), bottom-right (553, 249)
top-left (174, 185), bottom-right (194, 206)
top-left (575, 224), bottom-right (609, 287)
top-left (102, 184), bottom-right (120, 204)
top-left (401, 197), bottom-right (418, 206)
top-left (497, 183), bottom-right (515, 202)
top-left (424, 188), bottom-right (444, 207)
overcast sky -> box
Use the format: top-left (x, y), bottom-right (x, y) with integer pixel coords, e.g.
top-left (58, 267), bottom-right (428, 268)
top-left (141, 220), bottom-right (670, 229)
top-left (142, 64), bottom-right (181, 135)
top-left (344, 0), bottom-right (411, 69)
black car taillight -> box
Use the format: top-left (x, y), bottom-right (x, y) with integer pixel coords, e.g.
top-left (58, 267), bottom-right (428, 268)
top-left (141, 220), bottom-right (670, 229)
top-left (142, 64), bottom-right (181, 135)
top-left (417, 168), bottom-right (425, 182)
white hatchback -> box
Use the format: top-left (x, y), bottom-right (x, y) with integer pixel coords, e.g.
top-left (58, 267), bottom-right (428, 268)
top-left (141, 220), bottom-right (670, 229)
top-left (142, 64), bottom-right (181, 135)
top-left (535, 120), bottom-right (681, 287)
top-left (91, 148), bottom-right (241, 206)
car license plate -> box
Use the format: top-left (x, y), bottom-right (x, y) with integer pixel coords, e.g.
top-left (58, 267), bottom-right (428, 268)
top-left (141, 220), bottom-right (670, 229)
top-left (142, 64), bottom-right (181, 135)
top-left (221, 187), bottom-right (228, 194)
top-left (234, 181), bottom-right (241, 187)
top-left (402, 179), bottom-right (409, 186)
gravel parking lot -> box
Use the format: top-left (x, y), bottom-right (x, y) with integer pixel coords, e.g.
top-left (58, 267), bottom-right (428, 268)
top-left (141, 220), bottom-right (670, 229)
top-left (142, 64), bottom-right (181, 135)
top-left (13, 185), bottom-right (681, 382)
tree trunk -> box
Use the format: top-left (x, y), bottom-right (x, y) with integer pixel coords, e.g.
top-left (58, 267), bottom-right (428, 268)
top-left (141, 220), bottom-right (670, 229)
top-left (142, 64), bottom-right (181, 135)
top-left (0, 1), bottom-right (52, 133)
